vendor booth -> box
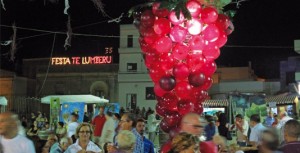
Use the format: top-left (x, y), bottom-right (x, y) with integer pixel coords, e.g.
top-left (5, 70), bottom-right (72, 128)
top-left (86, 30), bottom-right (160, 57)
top-left (203, 99), bottom-right (229, 115)
top-left (0, 96), bottom-right (7, 112)
top-left (265, 96), bottom-right (299, 117)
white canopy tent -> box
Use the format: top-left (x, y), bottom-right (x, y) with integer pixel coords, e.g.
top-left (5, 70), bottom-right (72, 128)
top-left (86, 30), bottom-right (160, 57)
top-left (0, 96), bottom-right (8, 106)
top-left (41, 95), bottom-right (109, 104)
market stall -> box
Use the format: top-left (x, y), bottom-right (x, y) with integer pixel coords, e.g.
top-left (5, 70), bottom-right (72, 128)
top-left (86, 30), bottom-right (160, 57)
top-left (265, 95), bottom-right (299, 117)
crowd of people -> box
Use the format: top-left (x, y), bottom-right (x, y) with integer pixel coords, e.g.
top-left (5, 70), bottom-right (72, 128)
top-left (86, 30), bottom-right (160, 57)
top-left (0, 107), bottom-right (299, 153)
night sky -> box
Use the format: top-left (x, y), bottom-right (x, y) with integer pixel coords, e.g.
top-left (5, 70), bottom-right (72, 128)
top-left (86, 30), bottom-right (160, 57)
top-left (1, 0), bottom-right (300, 79)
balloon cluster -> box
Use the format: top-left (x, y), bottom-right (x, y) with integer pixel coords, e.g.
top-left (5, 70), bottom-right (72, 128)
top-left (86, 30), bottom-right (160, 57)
top-left (133, 0), bottom-right (233, 135)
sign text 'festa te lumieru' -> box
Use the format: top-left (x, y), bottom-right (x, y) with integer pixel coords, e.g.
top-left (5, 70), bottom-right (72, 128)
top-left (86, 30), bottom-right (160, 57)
top-left (51, 56), bottom-right (113, 65)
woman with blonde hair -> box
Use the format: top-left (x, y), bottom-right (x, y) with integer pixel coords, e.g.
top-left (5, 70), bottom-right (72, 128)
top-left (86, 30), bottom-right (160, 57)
top-left (168, 132), bottom-right (200, 153)
top-left (64, 123), bottom-right (102, 153)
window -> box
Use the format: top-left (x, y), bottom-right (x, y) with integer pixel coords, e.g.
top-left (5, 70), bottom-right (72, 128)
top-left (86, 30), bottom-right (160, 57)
top-left (145, 87), bottom-right (156, 100)
top-left (127, 35), bottom-right (133, 47)
top-left (126, 94), bottom-right (137, 110)
top-left (127, 63), bottom-right (137, 72)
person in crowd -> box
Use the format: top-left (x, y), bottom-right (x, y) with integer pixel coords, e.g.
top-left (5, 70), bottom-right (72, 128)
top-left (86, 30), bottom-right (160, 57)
top-left (180, 113), bottom-right (221, 153)
top-left (41, 134), bottom-right (58, 153)
top-left (276, 111), bottom-right (293, 143)
top-left (108, 113), bottom-right (143, 153)
top-left (259, 129), bottom-right (282, 153)
top-left (147, 110), bottom-right (158, 143)
top-left (50, 137), bottom-right (73, 153)
top-left (265, 111), bottom-right (275, 127)
top-left (56, 122), bottom-right (66, 139)
top-left (272, 114), bottom-right (279, 127)
top-left (36, 111), bottom-right (43, 128)
top-left (83, 112), bottom-right (90, 123)
top-left (113, 113), bottom-right (121, 131)
top-left (136, 118), bottom-right (155, 153)
top-left (30, 112), bottom-right (36, 126)
top-left (18, 119), bottom-right (26, 136)
top-left (27, 121), bottom-right (39, 137)
top-left (235, 114), bottom-right (249, 147)
top-left (66, 112), bottom-right (80, 143)
top-left (43, 113), bottom-right (48, 123)
top-left (42, 122), bottom-right (52, 132)
top-left (0, 112), bottom-right (36, 153)
top-left (141, 107), bottom-right (146, 119)
top-left (100, 111), bottom-right (115, 149)
top-left (204, 115), bottom-right (217, 141)
top-left (21, 115), bottom-right (28, 128)
top-left (218, 113), bottom-right (231, 142)
top-left (65, 123), bottom-right (102, 153)
top-left (120, 107), bottom-right (125, 117)
top-left (249, 114), bottom-right (266, 148)
top-left (168, 132), bottom-right (200, 153)
top-left (92, 106), bottom-right (106, 146)
top-left (280, 119), bottom-right (300, 152)
top-left (109, 130), bottom-right (136, 153)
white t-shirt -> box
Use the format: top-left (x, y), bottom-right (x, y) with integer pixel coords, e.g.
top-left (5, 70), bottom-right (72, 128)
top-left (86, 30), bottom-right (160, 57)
top-left (64, 139), bottom-right (101, 153)
top-left (100, 117), bottom-right (115, 144)
top-left (67, 122), bottom-right (80, 137)
top-left (0, 135), bottom-right (36, 153)
top-left (147, 114), bottom-right (157, 132)
top-left (237, 121), bottom-right (249, 142)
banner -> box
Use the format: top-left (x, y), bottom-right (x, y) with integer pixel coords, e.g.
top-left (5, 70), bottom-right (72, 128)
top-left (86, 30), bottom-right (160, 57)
top-left (60, 102), bottom-right (85, 123)
top-left (50, 98), bottom-right (60, 128)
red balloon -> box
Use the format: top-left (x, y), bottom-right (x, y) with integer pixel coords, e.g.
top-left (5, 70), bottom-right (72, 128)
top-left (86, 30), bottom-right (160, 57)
top-left (173, 63), bottom-right (190, 80)
top-left (169, 11), bottom-right (184, 25)
top-left (155, 37), bottom-right (173, 53)
top-left (158, 53), bottom-right (175, 71)
top-left (152, 2), bottom-right (169, 17)
top-left (160, 119), bottom-right (172, 133)
top-left (187, 18), bottom-right (202, 35)
top-left (161, 93), bottom-right (178, 112)
top-left (164, 112), bottom-right (181, 127)
top-left (149, 64), bottom-right (167, 82)
top-left (175, 81), bottom-right (192, 99)
top-left (170, 26), bottom-right (187, 43)
top-left (156, 102), bottom-right (167, 117)
top-left (216, 14), bottom-right (230, 30)
top-left (202, 45), bottom-right (220, 61)
top-left (202, 24), bottom-right (220, 42)
top-left (186, 0), bottom-right (202, 17)
top-left (154, 18), bottom-right (171, 35)
top-left (139, 37), bottom-right (149, 53)
top-left (159, 76), bottom-right (176, 91)
top-left (177, 99), bottom-right (195, 115)
top-left (193, 101), bottom-right (204, 114)
top-left (201, 76), bottom-right (213, 90)
top-left (201, 61), bottom-right (217, 76)
top-left (140, 10), bottom-right (155, 27)
top-left (144, 53), bottom-right (157, 68)
top-left (160, 141), bottom-right (172, 153)
top-left (189, 35), bottom-right (205, 51)
top-left (154, 83), bottom-right (167, 97)
top-left (201, 7), bottom-right (218, 24)
top-left (191, 88), bottom-right (208, 102)
top-left (186, 53), bottom-right (206, 72)
top-left (188, 72), bottom-right (206, 87)
top-left (172, 43), bottom-right (189, 60)
top-left (216, 30), bottom-right (227, 47)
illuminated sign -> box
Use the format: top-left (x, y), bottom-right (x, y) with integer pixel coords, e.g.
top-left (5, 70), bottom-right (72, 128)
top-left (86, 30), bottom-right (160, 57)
top-left (51, 56), bottom-right (113, 65)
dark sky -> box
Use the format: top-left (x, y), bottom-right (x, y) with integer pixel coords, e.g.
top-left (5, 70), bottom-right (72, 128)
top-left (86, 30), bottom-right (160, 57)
top-left (1, 0), bottom-right (300, 79)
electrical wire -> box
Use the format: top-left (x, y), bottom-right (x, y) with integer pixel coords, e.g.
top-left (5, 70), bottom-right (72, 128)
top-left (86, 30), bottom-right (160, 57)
top-left (37, 33), bottom-right (56, 97)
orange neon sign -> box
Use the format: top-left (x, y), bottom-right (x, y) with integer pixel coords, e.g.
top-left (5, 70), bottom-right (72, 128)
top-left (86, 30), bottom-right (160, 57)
top-left (51, 56), bottom-right (113, 65)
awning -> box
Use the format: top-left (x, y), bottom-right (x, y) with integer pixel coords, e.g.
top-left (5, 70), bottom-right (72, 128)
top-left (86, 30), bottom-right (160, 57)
top-left (265, 96), bottom-right (298, 105)
top-left (203, 99), bottom-right (228, 107)
top-left (41, 95), bottom-right (109, 104)
top-left (0, 96), bottom-right (7, 105)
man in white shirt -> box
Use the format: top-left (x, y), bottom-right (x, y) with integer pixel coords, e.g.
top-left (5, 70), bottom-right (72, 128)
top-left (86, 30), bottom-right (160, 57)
top-left (147, 110), bottom-right (158, 143)
top-left (66, 113), bottom-right (79, 141)
top-left (0, 112), bottom-right (36, 153)
top-left (235, 114), bottom-right (248, 147)
top-left (276, 111), bottom-right (293, 143)
top-left (100, 111), bottom-right (115, 148)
